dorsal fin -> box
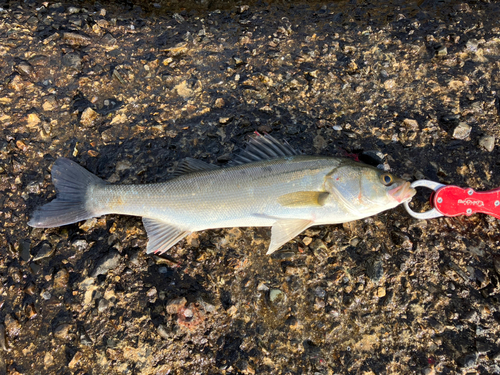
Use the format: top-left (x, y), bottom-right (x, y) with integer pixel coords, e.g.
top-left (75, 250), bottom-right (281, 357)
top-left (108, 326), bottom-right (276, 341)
top-left (230, 133), bottom-right (300, 166)
top-left (172, 157), bottom-right (219, 177)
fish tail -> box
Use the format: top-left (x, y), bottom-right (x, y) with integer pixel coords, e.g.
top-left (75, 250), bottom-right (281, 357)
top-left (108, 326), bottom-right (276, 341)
top-left (28, 158), bottom-right (106, 228)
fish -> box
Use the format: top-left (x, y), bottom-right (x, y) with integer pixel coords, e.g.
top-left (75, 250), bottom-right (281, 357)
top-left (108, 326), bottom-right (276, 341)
top-left (28, 134), bottom-right (416, 255)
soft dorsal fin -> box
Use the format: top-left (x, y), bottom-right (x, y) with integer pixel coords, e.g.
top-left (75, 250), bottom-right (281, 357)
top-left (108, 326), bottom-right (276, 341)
top-left (143, 218), bottom-right (190, 254)
top-left (172, 157), bottom-right (219, 177)
top-left (230, 133), bottom-right (300, 166)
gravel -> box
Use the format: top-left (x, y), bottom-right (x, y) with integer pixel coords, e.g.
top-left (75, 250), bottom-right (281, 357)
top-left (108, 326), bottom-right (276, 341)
top-left (1, 0), bottom-right (500, 374)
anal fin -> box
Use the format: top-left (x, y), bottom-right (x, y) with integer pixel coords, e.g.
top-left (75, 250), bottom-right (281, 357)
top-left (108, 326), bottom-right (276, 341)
top-left (143, 218), bottom-right (190, 254)
top-left (267, 219), bottom-right (313, 255)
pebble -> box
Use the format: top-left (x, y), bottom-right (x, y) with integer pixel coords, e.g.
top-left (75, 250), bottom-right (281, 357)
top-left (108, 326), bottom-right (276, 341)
top-left (157, 324), bottom-right (169, 339)
top-left (257, 282), bottom-right (269, 292)
top-left (4, 315), bottom-right (21, 338)
top-left (53, 268), bottom-right (69, 289)
top-left (214, 98), bottom-right (225, 108)
top-left (436, 45), bottom-right (447, 56)
top-left (466, 39), bottom-right (479, 52)
top-left (41, 290), bottom-right (51, 300)
top-left (53, 323), bottom-right (72, 340)
top-left (80, 107), bottom-right (99, 127)
top-left (44, 352), bottom-right (54, 366)
top-left (479, 135), bottom-right (495, 152)
top-left (269, 289), bottom-right (285, 303)
top-left (403, 118), bottom-right (419, 129)
top-left (0, 324), bottom-right (7, 350)
top-left (461, 353), bottom-right (477, 368)
top-left (166, 297), bottom-right (187, 314)
top-left (366, 258), bottom-right (384, 283)
top-left (452, 122), bottom-right (471, 140)
top-left (302, 236), bottom-right (312, 246)
top-left (18, 239), bottom-right (31, 261)
top-left (174, 80), bottom-right (193, 99)
top-left (62, 52), bottom-right (82, 70)
top-left (91, 250), bottom-right (121, 277)
top-left (14, 62), bottom-right (35, 78)
top-left (68, 351), bottom-right (83, 369)
top-left (98, 298), bottom-right (110, 313)
top-left (314, 286), bottom-right (326, 298)
top-left (26, 113), bottom-right (41, 128)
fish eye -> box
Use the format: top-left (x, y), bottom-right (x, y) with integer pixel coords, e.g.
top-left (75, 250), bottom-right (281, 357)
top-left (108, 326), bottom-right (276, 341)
top-left (381, 173), bottom-right (393, 186)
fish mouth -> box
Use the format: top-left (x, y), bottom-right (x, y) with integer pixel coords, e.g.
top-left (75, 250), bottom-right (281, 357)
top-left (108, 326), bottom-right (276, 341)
top-left (389, 181), bottom-right (416, 203)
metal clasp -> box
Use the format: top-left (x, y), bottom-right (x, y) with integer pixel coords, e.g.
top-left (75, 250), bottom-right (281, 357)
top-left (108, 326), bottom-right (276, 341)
top-left (403, 180), bottom-right (446, 219)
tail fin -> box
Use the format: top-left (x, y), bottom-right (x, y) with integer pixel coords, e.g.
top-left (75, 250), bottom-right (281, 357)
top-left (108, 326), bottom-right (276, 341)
top-left (28, 158), bottom-right (107, 228)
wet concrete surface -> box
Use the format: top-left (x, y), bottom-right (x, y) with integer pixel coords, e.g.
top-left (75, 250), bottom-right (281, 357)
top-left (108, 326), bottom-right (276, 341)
top-left (1, 0), bottom-right (500, 373)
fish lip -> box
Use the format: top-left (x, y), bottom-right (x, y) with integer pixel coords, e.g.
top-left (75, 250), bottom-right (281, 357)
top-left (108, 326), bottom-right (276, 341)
top-left (389, 181), bottom-right (416, 203)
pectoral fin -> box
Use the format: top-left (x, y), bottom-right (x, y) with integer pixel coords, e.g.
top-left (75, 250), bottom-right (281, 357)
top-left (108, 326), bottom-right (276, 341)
top-left (277, 191), bottom-right (329, 207)
top-left (267, 219), bottom-right (313, 255)
top-left (143, 218), bottom-right (190, 254)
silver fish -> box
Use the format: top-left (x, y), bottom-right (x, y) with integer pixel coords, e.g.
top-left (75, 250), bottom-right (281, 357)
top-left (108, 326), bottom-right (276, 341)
top-left (28, 135), bottom-right (415, 254)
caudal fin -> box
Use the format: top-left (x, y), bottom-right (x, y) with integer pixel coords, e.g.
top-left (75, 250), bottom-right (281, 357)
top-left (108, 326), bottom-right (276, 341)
top-left (28, 158), bottom-right (107, 228)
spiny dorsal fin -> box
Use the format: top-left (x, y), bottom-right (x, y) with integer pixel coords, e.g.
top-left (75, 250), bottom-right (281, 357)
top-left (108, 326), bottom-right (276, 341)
top-left (143, 218), bottom-right (190, 254)
top-left (172, 157), bottom-right (219, 177)
top-left (230, 133), bottom-right (300, 166)
top-left (277, 191), bottom-right (329, 207)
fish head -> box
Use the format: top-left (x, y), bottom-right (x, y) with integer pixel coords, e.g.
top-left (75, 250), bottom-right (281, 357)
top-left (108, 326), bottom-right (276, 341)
top-left (326, 161), bottom-right (416, 216)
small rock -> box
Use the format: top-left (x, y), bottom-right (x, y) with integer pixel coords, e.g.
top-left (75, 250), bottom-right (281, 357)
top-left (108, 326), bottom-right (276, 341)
top-left (4, 315), bottom-right (21, 338)
top-left (44, 352), bottom-right (54, 367)
top-left (257, 282), bottom-right (269, 292)
top-left (219, 117), bottom-right (232, 124)
top-left (466, 39), bottom-right (479, 52)
top-left (26, 113), bottom-right (41, 128)
top-left (41, 290), bottom-right (51, 300)
top-left (53, 323), bottom-right (72, 340)
top-left (366, 258), bottom-right (384, 283)
top-left (0, 324), bottom-right (7, 350)
top-left (302, 236), bottom-right (313, 246)
top-left (269, 289), bottom-right (285, 303)
top-left (97, 299), bottom-right (110, 313)
top-left (53, 268), bottom-right (70, 289)
top-left (68, 351), bottom-right (83, 369)
top-left (461, 353), bottom-right (477, 368)
top-left (18, 239), bottom-right (31, 261)
top-left (384, 79), bottom-right (396, 91)
top-left (174, 80), bottom-right (193, 99)
top-left (157, 324), bottom-right (169, 339)
top-left (79, 218), bottom-right (97, 232)
top-left (166, 297), bottom-right (187, 314)
top-left (67, 6), bottom-right (80, 14)
top-left (91, 250), bottom-right (121, 277)
top-left (403, 118), bottom-right (419, 129)
top-left (62, 52), bottom-right (82, 70)
top-left (479, 135), bottom-right (495, 152)
top-left (80, 107), bottom-right (99, 127)
top-left (214, 98), bottom-right (225, 108)
top-left (436, 45), bottom-right (447, 56)
top-left (15, 62), bottom-right (35, 78)
top-left (310, 239), bottom-right (328, 253)
top-left (110, 113), bottom-right (127, 125)
top-left (452, 122), bottom-right (471, 140)
top-left (377, 286), bottom-right (386, 298)
top-left (33, 242), bottom-right (54, 261)
top-left (314, 286), bottom-right (326, 298)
